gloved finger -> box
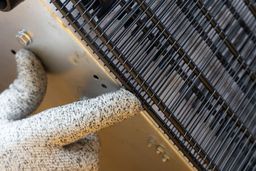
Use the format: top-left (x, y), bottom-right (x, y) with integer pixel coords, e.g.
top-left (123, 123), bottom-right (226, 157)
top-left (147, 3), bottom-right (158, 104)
top-left (0, 49), bottom-right (47, 122)
top-left (16, 89), bottom-right (142, 146)
top-left (61, 134), bottom-right (100, 171)
top-left (64, 133), bottom-right (100, 154)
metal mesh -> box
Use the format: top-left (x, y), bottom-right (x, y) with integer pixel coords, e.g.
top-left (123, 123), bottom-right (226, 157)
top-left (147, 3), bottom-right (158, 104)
top-left (51, 0), bottom-right (256, 170)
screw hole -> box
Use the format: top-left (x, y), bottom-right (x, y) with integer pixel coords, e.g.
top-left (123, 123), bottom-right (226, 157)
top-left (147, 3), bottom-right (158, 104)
top-left (93, 75), bottom-right (99, 80)
top-left (11, 49), bottom-right (16, 55)
top-left (71, 57), bottom-right (79, 65)
top-left (101, 84), bottom-right (107, 89)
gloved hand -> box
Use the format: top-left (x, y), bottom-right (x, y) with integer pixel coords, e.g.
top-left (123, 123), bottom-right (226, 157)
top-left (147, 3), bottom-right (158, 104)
top-left (0, 49), bottom-right (142, 170)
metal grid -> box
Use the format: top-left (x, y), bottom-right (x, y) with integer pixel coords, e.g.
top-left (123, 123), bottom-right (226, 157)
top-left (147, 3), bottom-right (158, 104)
top-left (51, 0), bottom-right (256, 170)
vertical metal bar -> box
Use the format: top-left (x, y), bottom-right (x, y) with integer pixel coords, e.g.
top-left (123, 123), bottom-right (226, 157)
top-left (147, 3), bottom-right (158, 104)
top-left (244, 0), bottom-right (256, 18)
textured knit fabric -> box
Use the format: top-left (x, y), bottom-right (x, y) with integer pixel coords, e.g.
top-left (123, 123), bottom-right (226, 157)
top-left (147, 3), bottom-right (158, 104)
top-left (0, 49), bottom-right (47, 122)
top-left (0, 49), bottom-right (142, 171)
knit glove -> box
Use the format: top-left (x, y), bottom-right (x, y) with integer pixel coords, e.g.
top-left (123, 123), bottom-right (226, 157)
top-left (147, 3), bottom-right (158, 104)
top-left (0, 49), bottom-right (142, 171)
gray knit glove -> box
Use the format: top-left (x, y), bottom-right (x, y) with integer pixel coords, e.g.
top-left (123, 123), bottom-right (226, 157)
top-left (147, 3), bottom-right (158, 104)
top-left (0, 49), bottom-right (142, 171)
